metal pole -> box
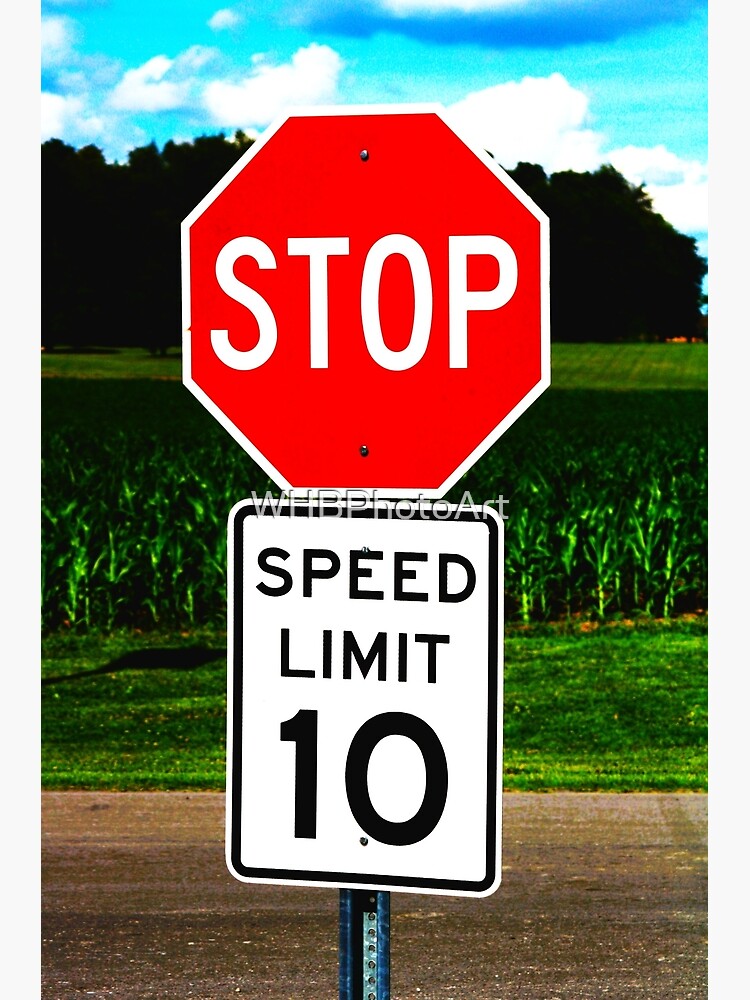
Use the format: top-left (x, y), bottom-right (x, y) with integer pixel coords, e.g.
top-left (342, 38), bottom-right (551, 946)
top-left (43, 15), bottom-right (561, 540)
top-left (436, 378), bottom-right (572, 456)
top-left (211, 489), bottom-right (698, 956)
top-left (339, 888), bottom-right (390, 1000)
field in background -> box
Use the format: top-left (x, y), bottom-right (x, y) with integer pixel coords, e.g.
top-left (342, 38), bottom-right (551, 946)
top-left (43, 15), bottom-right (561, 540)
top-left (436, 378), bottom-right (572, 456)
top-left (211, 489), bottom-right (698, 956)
top-left (41, 342), bottom-right (707, 790)
top-left (41, 621), bottom-right (707, 792)
top-left (550, 342), bottom-right (707, 390)
top-left (42, 381), bottom-right (707, 629)
top-left (41, 341), bottom-right (708, 390)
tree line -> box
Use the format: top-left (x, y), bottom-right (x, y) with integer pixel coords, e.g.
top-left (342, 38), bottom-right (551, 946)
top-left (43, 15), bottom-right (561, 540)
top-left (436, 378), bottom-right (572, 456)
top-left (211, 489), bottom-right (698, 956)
top-left (41, 132), bottom-right (707, 351)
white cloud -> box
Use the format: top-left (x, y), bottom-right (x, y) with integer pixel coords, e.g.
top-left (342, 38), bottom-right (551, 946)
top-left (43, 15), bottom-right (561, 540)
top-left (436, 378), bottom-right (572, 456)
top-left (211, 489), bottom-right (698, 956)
top-left (42, 87), bottom-right (148, 160)
top-left (41, 91), bottom-right (104, 144)
top-left (209, 7), bottom-right (242, 30)
top-left (109, 55), bottom-right (186, 112)
top-left (646, 179), bottom-right (707, 239)
top-left (41, 92), bottom-right (79, 139)
top-left (203, 43), bottom-right (344, 129)
top-left (41, 15), bottom-right (76, 68)
top-left (41, 41), bottom-right (218, 160)
top-left (174, 45), bottom-right (220, 73)
top-left (449, 74), bottom-right (707, 237)
top-left (607, 144), bottom-right (708, 236)
top-left (449, 73), bottom-right (603, 174)
top-left (607, 144), bottom-right (705, 188)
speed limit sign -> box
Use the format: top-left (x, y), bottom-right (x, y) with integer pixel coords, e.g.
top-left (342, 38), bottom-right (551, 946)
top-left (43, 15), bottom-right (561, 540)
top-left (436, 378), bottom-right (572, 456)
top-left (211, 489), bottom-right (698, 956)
top-left (226, 499), bottom-right (502, 897)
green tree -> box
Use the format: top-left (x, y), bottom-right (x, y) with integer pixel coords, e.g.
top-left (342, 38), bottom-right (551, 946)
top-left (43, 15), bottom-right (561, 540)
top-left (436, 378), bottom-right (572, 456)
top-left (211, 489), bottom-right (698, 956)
top-left (508, 161), bottom-right (707, 342)
top-left (41, 137), bottom-right (705, 350)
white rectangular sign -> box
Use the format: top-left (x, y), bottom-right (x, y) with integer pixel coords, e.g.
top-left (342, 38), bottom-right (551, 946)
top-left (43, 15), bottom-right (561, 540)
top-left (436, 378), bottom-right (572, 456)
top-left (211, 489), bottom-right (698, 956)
top-left (226, 500), bottom-right (502, 896)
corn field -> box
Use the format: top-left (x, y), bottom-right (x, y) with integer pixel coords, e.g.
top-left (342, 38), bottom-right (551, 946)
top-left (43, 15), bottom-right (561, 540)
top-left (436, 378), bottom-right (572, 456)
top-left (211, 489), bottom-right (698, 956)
top-left (41, 384), bottom-right (707, 631)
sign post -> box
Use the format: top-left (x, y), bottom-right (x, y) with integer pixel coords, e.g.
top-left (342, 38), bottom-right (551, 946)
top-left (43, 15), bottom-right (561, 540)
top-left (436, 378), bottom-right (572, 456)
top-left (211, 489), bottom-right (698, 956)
top-left (339, 889), bottom-right (390, 1000)
top-left (182, 103), bottom-right (549, 999)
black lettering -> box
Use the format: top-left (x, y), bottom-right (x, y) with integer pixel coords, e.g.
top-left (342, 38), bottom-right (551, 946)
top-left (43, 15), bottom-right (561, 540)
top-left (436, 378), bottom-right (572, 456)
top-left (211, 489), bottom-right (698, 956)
top-left (349, 550), bottom-right (384, 600)
top-left (256, 547), bottom-right (292, 596)
top-left (394, 551), bottom-right (429, 601)
top-left (345, 712), bottom-right (448, 845)
top-left (343, 630), bottom-right (387, 680)
top-left (322, 629), bottom-right (332, 679)
top-left (280, 628), bottom-right (315, 678)
top-left (438, 553), bottom-right (476, 603)
top-left (280, 710), bottom-right (317, 838)
top-left (303, 548), bottom-right (340, 597)
top-left (414, 633), bottom-right (450, 683)
top-left (398, 632), bottom-right (408, 682)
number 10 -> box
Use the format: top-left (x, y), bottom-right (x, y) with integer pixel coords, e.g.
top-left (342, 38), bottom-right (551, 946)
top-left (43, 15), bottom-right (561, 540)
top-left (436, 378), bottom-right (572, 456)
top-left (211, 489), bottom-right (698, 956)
top-left (280, 709), bottom-right (449, 846)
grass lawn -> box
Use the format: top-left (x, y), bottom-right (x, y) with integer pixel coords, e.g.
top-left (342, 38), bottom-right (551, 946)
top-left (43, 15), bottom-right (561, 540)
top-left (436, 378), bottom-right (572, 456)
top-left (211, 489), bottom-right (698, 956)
top-left (41, 620), bottom-right (707, 792)
top-left (41, 341), bottom-right (708, 390)
top-left (41, 341), bottom-right (707, 792)
top-left (41, 346), bottom-right (184, 380)
top-left (550, 341), bottom-right (707, 390)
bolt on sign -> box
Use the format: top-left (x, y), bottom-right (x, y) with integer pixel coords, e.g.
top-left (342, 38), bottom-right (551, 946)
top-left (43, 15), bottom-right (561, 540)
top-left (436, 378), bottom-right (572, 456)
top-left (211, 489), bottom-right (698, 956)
top-left (182, 104), bottom-right (550, 497)
top-left (226, 500), bottom-right (503, 896)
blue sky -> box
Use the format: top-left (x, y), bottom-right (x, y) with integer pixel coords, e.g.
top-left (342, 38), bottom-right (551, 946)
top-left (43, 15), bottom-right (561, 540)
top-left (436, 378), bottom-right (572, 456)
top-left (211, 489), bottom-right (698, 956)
top-left (41, 0), bottom-right (707, 255)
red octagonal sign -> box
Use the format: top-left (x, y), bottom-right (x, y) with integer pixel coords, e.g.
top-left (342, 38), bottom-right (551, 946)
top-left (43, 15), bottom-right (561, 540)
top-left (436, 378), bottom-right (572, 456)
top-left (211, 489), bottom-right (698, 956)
top-left (182, 105), bottom-right (549, 496)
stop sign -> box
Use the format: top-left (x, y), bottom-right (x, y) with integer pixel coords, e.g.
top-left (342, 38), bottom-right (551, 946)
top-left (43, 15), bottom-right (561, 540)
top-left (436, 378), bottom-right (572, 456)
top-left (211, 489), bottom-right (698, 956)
top-left (182, 105), bottom-right (549, 496)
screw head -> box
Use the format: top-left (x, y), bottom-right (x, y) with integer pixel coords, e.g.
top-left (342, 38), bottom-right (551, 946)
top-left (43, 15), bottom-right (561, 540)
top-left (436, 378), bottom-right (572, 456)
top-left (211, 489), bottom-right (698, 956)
top-left (360, 149), bottom-right (369, 161)
top-left (360, 836), bottom-right (369, 846)
top-left (360, 444), bottom-right (369, 457)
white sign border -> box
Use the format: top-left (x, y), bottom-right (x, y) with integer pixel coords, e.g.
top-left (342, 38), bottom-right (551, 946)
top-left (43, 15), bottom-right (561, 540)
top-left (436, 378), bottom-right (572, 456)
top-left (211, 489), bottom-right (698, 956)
top-left (225, 500), bottom-right (503, 897)
top-left (182, 103), bottom-right (550, 499)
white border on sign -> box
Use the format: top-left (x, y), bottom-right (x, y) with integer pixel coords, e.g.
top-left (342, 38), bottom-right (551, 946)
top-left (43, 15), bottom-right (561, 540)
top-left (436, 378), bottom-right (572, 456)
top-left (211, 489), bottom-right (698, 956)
top-left (182, 104), bottom-right (550, 498)
top-left (224, 499), bottom-right (503, 896)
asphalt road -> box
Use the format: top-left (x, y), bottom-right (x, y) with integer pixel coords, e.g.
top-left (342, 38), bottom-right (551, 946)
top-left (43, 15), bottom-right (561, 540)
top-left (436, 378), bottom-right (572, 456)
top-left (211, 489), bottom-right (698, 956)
top-left (42, 791), bottom-right (706, 999)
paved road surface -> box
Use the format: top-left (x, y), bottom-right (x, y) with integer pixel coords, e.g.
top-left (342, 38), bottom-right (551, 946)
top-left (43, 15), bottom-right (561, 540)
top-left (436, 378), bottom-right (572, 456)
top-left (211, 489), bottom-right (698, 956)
top-left (42, 792), bottom-right (706, 999)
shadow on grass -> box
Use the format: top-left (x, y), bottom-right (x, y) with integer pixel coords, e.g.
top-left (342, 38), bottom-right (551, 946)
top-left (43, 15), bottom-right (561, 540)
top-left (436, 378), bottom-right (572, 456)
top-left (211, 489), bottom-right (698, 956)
top-left (42, 647), bottom-right (225, 686)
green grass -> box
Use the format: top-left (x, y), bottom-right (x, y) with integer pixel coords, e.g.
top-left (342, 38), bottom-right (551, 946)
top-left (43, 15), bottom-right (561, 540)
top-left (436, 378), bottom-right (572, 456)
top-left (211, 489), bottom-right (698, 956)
top-left (41, 341), bottom-right (708, 390)
top-left (41, 345), bottom-right (184, 380)
top-left (42, 629), bottom-right (228, 790)
top-left (40, 343), bottom-right (707, 791)
top-left (550, 342), bottom-right (707, 390)
top-left (501, 622), bottom-right (706, 790)
top-left (42, 380), bottom-right (707, 629)
top-left (41, 620), bottom-right (707, 792)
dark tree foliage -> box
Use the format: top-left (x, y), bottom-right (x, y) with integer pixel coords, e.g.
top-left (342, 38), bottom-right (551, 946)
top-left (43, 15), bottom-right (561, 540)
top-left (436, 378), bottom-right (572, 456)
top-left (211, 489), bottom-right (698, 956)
top-left (41, 135), bottom-right (706, 349)
top-left (41, 132), bottom-right (254, 352)
top-left (507, 161), bottom-right (707, 341)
